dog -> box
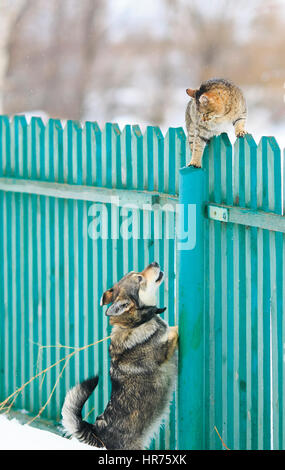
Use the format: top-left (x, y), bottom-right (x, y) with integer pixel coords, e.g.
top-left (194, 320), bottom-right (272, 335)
top-left (61, 262), bottom-right (178, 450)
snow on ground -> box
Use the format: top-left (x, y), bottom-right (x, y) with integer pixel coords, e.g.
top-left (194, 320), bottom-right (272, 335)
top-left (0, 414), bottom-right (94, 450)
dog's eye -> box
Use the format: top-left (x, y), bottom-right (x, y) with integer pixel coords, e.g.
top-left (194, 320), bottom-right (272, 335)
top-left (137, 275), bottom-right (143, 282)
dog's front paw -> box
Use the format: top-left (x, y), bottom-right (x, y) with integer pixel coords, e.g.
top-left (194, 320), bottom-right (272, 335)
top-left (170, 325), bottom-right (178, 335)
top-left (187, 161), bottom-right (202, 168)
top-left (168, 326), bottom-right (179, 344)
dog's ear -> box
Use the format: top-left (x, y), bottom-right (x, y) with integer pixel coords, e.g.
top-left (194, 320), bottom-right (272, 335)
top-left (105, 299), bottom-right (131, 317)
top-left (100, 288), bottom-right (115, 306)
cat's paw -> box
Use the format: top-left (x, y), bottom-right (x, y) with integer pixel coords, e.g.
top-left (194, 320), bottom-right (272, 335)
top-left (188, 161), bottom-right (202, 168)
top-left (235, 130), bottom-right (248, 138)
top-left (202, 114), bottom-right (210, 122)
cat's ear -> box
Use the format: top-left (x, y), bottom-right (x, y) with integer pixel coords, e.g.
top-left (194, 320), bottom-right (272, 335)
top-left (199, 94), bottom-right (209, 105)
top-left (186, 88), bottom-right (197, 98)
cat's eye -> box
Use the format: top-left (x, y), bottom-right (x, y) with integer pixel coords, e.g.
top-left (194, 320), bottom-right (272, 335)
top-left (137, 275), bottom-right (143, 282)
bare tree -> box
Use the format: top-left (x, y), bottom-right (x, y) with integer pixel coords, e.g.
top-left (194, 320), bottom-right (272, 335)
top-left (3, 0), bottom-right (106, 119)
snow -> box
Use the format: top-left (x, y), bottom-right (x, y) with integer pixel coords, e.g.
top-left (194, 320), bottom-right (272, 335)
top-left (0, 414), bottom-right (94, 450)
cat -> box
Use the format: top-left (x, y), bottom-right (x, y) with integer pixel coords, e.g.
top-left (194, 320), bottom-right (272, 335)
top-left (185, 78), bottom-right (247, 168)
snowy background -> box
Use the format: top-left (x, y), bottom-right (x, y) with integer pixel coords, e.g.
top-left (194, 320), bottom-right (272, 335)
top-left (0, 0), bottom-right (284, 146)
top-left (0, 414), bottom-right (95, 450)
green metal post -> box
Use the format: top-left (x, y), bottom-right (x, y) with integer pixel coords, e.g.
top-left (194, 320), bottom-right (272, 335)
top-left (178, 166), bottom-right (206, 450)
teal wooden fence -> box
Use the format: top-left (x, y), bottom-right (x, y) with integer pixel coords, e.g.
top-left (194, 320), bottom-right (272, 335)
top-left (0, 116), bottom-right (186, 450)
top-left (1, 116), bottom-right (285, 450)
top-left (178, 133), bottom-right (285, 450)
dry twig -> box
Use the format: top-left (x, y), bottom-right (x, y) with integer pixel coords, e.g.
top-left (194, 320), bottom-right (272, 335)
top-left (0, 335), bottom-right (111, 423)
top-left (214, 425), bottom-right (230, 450)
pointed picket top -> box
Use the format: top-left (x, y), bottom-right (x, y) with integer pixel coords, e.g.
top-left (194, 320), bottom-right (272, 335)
top-left (63, 119), bottom-right (83, 185)
top-left (142, 126), bottom-right (153, 191)
top-left (233, 134), bottom-right (247, 207)
top-left (48, 117), bottom-right (63, 131)
top-left (12, 115), bottom-right (29, 179)
top-left (111, 123), bottom-right (122, 189)
top-left (132, 124), bottom-right (143, 138)
top-left (83, 119), bottom-right (102, 135)
top-left (232, 133), bottom-right (258, 210)
top-left (174, 127), bottom-right (187, 193)
top-left (207, 134), bottom-right (232, 203)
top-left (101, 122), bottom-right (112, 189)
top-left (219, 133), bottom-right (233, 205)
top-left (30, 115), bottom-right (45, 129)
top-left (46, 118), bottom-right (64, 183)
top-left (121, 124), bottom-right (132, 189)
top-left (8, 116), bottom-right (27, 178)
top-left (0, 114), bottom-right (11, 125)
top-left (175, 127), bottom-right (188, 169)
top-left (142, 125), bottom-right (164, 192)
top-left (29, 116), bottom-right (46, 180)
top-left (207, 135), bottom-right (222, 204)
top-left (164, 127), bottom-right (186, 195)
top-left (101, 122), bottom-right (122, 189)
top-left (257, 136), bottom-right (282, 214)
top-left (265, 135), bottom-right (281, 152)
top-left (47, 118), bottom-right (64, 140)
top-left (244, 132), bottom-right (257, 146)
top-left (12, 114), bottom-right (28, 128)
top-left (153, 125), bottom-right (164, 139)
top-left (111, 122), bottom-right (122, 136)
top-left (0, 116), bottom-right (11, 176)
top-left (68, 119), bottom-right (84, 130)
top-left (152, 126), bottom-right (164, 193)
top-left (131, 124), bottom-right (143, 190)
top-left (242, 134), bottom-right (258, 210)
top-left (83, 120), bottom-right (102, 186)
top-left (164, 127), bottom-right (177, 195)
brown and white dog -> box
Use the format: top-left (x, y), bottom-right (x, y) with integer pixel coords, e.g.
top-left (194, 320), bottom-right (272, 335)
top-left (61, 262), bottom-right (178, 450)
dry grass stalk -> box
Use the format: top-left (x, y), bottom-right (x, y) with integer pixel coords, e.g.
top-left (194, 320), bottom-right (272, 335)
top-left (0, 335), bottom-right (111, 422)
top-left (214, 425), bottom-right (230, 450)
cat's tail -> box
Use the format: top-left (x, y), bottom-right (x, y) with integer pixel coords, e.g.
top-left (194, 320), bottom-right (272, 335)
top-left (61, 376), bottom-right (105, 448)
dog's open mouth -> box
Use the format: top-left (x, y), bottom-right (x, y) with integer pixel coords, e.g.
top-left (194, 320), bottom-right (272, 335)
top-left (156, 271), bottom-right (164, 283)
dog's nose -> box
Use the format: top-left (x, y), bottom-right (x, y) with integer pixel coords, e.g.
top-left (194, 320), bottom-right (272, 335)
top-left (150, 261), bottom-right (159, 268)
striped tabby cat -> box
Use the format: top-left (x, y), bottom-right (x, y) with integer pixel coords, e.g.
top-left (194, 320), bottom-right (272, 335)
top-left (185, 78), bottom-right (247, 167)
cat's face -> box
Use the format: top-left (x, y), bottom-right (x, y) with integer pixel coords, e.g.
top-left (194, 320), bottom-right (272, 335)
top-left (186, 88), bottom-right (225, 120)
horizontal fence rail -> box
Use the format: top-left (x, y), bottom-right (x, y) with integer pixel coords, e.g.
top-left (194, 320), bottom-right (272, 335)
top-left (0, 177), bottom-right (178, 209)
top-left (207, 203), bottom-right (285, 233)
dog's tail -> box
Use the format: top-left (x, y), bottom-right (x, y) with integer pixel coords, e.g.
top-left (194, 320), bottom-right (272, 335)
top-left (61, 376), bottom-right (105, 448)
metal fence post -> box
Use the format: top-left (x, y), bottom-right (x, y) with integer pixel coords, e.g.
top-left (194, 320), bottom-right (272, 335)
top-left (177, 166), bottom-right (206, 450)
